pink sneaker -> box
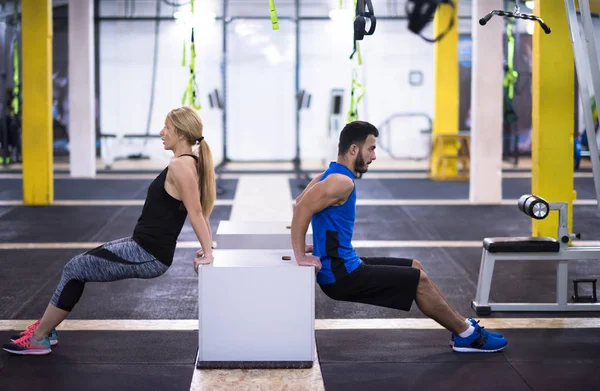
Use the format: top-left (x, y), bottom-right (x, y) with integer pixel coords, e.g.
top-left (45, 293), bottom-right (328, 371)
top-left (3, 335), bottom-right (52, 355)
top-left (10, 319), bottom-right (58, 346)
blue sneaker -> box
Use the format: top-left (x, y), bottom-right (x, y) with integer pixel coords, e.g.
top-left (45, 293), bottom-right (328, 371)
top-left (452, 328), bottom-right (508, 353)
top-left (469, 319), bottom-right (503, 338)
top-left (449, 319), bottom-right (503, 346)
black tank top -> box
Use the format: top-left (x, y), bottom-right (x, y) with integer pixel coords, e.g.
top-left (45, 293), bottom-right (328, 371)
top-left (132, 154), bottom-right (198, 266)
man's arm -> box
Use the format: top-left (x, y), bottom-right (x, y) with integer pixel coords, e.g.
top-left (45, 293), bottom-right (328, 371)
top-left (295, 174), bottom-right (323, 205)
top-left (291, 174), bottom-right (354, 261)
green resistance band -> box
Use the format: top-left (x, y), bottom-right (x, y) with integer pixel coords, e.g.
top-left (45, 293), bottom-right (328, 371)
top-left (347, 68), bottom-right (365, 122)
top-left (591, 96), bottom-right (598, 128)
top-left (181, 0), bottom-right (202, 110)
top-left (11, 35), bottom-right (19, 115)
top-left (269, 0), bottom-right (279, 30)
top-left (503, 19), bottom-right (519, 100)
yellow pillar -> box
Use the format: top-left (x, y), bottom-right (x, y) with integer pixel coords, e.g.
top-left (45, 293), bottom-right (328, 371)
top-left (430, 2), bottom-right (460, 179)
top-left (21, 0), bottom-right (54, 205)
top-left (531, 1), bottom-right (574, 237)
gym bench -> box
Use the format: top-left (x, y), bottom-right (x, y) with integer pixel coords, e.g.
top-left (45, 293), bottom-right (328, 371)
top-left (196, 249), bottom-right (315, 369)
top-left (472, 194), bottom-right (600, 314)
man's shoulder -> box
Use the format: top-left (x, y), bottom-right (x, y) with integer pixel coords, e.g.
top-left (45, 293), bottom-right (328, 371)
top-left (322, 173), bottom-right (354, 192)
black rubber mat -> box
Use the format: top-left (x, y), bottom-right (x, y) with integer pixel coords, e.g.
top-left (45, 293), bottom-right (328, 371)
top-left (0, 207), bottom-right (11, 219)
top-left (319, 362), bottom-right (530, 391)
top-left (0, 178), bottom-right (238, 200)
top-left (0, 248), bottom-right (201, 320)
top-left (0, 205), bottom-right (231, 243)
top-left (316, 329), bottom-right (600, 391)
top-left (503, 177), bottom-right (598, 200)
top-left (6, 203), bottom-right (598, 243)
top-left (0, 331), bottom-right (196, 391)
top-left (353, 204), bottom-right (600, 241)
top-left (289, 177), bottom-right (598, 200)
top-left (500, 328), bottom-right (600, 362)
top-left (508, 363), bottom-right (600, 391)
top-left (0, 345), bottom-right (8, 370)
top-left (315, 247), bottom-right (600, 320)
top-left (3, 247), bottom-right (598, 320)
top-left (0, 363), bottom-right (194, 391)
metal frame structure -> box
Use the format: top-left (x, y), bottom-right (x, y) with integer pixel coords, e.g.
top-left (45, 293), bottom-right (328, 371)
top-left (214, 0), bottom-right (312, 186)
top-left (565, 0), bottom-right (600, 212)
top-left (93, 1), bottom-right (470, 179)
top-left (470, 0), bottom-right (600, 315)
top-left (472, 197), bottom-right (600, 313)
top-left (214, 1), bottom-right (431, 183)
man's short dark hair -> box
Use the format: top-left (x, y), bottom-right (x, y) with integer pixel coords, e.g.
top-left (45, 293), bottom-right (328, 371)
top-left (338, 121), bottom-right (379, 155)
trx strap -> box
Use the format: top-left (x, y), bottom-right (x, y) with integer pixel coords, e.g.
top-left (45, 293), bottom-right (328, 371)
top-left (503, 19), bottom-right (519, 100)
top-left (503, 19), bottom-right (518, 126)
top-left (479, 0), bottom-right (551, 34)
top-left (269, 0), bottom-right (279, 30)
top-left (347, 69), bottom-right (365, 122)
top-left (347, 0), bottom-right (369, 122)
top-left (181, 0), bottom-right (202, 110)
top-left (405, 0), bottom-right (456, 43)
top-left (11, 34), bottom-right (19, 116)
top-left (10, 4), bottom-right (19, 116)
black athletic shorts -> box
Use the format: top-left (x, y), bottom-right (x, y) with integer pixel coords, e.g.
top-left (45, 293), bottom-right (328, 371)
top-left (319, 257), bottom-right (421, 312)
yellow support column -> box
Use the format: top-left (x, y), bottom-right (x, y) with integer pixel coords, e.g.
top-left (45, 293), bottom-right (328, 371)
top-left (430, 2), bottom-right (459, 179)
top-left (22, 0), bottom-right (53, 205)
top-left (532, 1), bottom-right (574, 237)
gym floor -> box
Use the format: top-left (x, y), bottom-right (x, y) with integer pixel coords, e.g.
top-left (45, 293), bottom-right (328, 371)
top-left (1, 158), bottom-right (599, 391)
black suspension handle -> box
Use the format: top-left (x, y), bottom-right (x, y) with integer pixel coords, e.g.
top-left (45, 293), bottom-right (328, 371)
top-left (479, 10), bottom-right (551, 34)
top-left (479, 12), bottom-right (495, 26)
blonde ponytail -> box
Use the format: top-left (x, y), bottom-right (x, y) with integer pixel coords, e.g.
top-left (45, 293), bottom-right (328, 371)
top-left (167, 106), bottom-right (216, 219)
top-left (196, 140), bottom-right (216, 219)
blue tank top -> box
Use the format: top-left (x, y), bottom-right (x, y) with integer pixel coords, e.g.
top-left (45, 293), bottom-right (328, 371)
top-left (311, 162), bottom-right (362, 284)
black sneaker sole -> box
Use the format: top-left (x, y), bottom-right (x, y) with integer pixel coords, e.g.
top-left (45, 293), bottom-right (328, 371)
top-left (2, 347), bottom-right (52, 355)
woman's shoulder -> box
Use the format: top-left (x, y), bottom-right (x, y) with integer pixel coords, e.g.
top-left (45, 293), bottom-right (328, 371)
top-left (167, 155), bottom-right (198, 177)
top-left (169, 154), bottom-right (197, 165)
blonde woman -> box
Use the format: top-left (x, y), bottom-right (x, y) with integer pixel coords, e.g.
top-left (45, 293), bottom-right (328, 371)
top-left (4, 106), bottom-right (216, 356)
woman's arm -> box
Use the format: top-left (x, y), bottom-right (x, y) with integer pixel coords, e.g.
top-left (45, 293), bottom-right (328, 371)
top-left (168, 159), bottom-right (214, 265)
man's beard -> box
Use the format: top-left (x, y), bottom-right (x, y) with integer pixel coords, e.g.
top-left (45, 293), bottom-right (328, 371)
top-left (354, 153), bottom-right (369, 174)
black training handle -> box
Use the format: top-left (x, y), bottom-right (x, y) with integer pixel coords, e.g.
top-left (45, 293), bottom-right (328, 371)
top-left (479, 12), bottom-right (494, 26)
top-left (479, 10), bottom-right (551, 34)
top-left (538, 20), bottom-right (552, 35)
top-left (353, 0), bottom-right (377, 41)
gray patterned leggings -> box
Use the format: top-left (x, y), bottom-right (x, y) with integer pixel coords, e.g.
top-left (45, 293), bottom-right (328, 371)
top-left (50, 237), bottom-right (169, 312)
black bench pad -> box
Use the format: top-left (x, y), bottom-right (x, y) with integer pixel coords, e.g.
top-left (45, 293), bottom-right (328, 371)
top-left (483, 237), bottom-right (560, 253)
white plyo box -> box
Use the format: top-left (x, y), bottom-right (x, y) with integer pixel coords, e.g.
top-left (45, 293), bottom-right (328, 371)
top-left (216, 221), bottom-right (313, 250)
top-left (196, 249), bottom-right (315, 369)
